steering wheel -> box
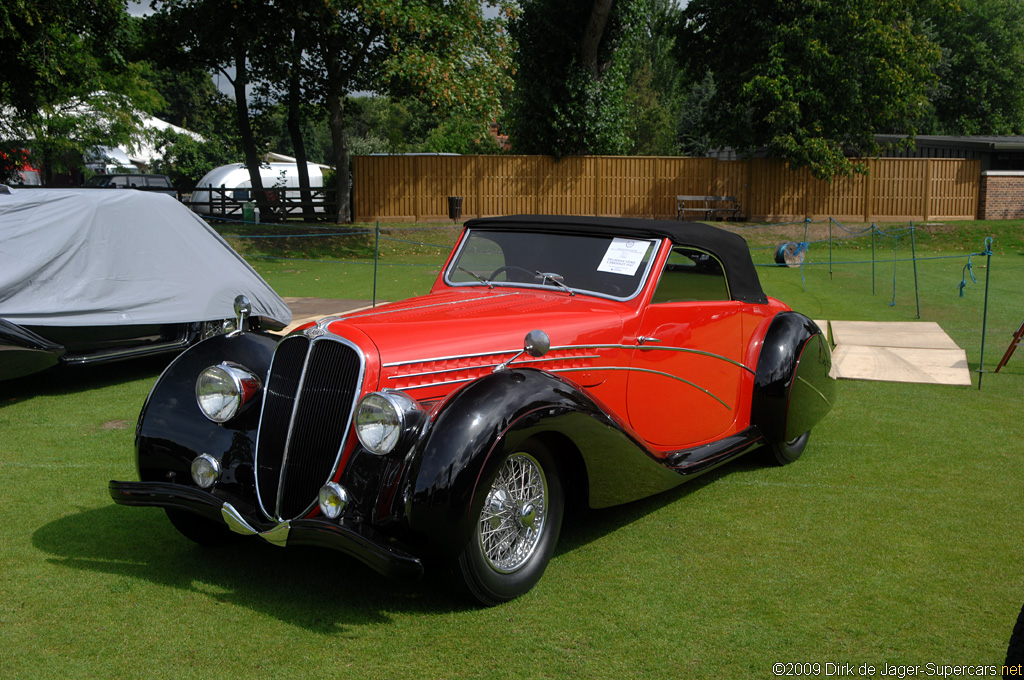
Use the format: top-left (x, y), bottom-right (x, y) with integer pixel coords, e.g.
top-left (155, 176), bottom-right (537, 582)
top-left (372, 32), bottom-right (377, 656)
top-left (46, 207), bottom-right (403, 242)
top-left (488, 265), bottom-right (536, 282)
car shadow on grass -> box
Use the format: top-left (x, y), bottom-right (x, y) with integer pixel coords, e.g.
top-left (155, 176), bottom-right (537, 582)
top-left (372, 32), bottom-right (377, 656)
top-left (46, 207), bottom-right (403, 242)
top-left (1, 354), bottom-right (172, 406)
top-left (554, 451), bottom-right (767, 557)
top-left (31, 449), bottom-right (773, 627)
top-left (31, 503), bottom-right (462, 630)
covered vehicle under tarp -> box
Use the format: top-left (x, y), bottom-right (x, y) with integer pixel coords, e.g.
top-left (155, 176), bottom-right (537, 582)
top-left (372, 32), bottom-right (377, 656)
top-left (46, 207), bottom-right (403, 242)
top-left (0, 187), bottom-right (290, 327)
top-left (0, 187), bottom-right (291, 379)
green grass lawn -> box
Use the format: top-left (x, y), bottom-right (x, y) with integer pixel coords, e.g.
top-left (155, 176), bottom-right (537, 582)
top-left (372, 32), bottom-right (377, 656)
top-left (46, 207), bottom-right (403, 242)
top-left (1, 218), bottom-right (1022, 678)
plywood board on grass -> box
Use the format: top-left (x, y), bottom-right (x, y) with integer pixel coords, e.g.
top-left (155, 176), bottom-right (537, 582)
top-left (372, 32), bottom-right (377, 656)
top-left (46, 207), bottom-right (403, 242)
top-left (813, 320), bottom-right (829, 343)
top-left (830, 321), bottom-right (960, 350)
top-left (831, 344), bottom-right (972, 385)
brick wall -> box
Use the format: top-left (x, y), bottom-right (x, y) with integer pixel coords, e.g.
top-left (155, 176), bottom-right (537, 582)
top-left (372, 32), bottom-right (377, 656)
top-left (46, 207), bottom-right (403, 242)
top-left (979, 171), bottom-right (1024, 219)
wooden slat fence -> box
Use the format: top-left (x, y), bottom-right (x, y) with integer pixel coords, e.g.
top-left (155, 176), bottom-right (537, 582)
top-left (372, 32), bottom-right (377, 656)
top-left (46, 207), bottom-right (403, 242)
top-left (352, 155), bottom-right (980, 223)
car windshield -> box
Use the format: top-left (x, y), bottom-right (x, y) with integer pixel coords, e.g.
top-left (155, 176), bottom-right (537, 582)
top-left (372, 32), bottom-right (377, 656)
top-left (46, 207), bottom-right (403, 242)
top-left (446, 229), bottom-right (661, 300)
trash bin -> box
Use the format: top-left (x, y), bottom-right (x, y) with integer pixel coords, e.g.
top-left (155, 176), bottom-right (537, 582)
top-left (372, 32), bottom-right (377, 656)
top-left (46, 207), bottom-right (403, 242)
top-left (242, 201), bottom-right (256, 223)
top-left (447, 196), bottom-right (463, 222)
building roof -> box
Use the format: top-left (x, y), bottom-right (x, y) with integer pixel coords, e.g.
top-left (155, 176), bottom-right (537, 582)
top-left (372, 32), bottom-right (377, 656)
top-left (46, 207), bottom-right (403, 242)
top-left (876, 135), bottom-right (1024, 151)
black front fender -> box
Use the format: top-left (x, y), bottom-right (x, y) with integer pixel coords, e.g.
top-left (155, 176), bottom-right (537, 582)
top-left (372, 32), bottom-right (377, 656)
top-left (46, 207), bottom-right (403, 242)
top-left (134, 331), bottom-right (280, 502)
top-left (751, 312), bottom-right (835, 444)
top-left (404, 369), bottom-right (684, 560)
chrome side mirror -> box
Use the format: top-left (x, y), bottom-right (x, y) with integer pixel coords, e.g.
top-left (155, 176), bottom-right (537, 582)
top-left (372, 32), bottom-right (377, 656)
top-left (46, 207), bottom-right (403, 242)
top-left (523, 329), bottom-right (550, 358)
top-left (495, 330), bottom-right (551, 371)
top-left (233, 294), bottom-right (252, 330)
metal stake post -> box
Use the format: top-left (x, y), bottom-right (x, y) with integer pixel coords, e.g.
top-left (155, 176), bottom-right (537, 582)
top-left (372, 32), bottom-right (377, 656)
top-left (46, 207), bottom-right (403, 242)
top-left (828, 218), bottom-right (833, 279)
top-left (978, 237), bottom-right (993, 390)
top-left (871, 224), bottom-right (876, 296)
top-left (910, 223), bottom-right (921, 319)
top-left (373, 221), bottom-right (380, 307)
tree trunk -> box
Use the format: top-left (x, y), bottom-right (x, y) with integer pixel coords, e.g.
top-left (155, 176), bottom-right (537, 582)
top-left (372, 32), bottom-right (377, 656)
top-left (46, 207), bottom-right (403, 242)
top-left (327, 88), bottom-right (351, 224)
top-left (287, 70), bottom-right (314, 222)
top-left (232, 45), bottom-right (269, 219)
top-left (579, 0), bottom-right (614, 78)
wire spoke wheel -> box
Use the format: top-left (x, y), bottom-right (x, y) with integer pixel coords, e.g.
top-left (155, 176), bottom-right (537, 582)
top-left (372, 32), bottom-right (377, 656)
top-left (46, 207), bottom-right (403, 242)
top-left (478, 453), bottom-right (547, 573)
top-left (457, 441), bottom-right (564, 605)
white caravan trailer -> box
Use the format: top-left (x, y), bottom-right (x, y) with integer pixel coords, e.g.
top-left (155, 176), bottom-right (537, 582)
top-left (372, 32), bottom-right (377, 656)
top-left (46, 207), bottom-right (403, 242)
top-left (188, 162), bottom-right (326, 217)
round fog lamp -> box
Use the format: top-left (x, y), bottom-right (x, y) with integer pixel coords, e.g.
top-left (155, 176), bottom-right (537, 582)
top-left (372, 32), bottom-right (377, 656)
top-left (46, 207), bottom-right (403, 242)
top-left (318, 482), bottom-right (349, 520)
top-left (191, 453), bottom-right (221, 489)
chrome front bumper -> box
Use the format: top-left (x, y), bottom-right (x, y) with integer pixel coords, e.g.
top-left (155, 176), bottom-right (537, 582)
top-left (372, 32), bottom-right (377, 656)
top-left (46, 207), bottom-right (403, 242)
top-left (108, 480), bottom-right (423, 579)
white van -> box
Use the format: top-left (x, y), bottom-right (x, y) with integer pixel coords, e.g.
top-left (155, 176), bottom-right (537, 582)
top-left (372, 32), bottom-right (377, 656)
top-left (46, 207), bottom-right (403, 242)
top-left (188, 162), bottom-right (326, 216)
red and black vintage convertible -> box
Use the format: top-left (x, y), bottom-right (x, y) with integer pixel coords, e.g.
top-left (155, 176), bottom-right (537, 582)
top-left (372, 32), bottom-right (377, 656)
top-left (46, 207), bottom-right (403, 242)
top-left (109, 215), bottom-right (834, 605)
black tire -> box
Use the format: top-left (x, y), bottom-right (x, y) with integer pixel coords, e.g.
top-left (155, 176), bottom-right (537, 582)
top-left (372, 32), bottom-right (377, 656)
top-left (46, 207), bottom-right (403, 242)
top-left (165, 508), bottom-right (240, 547)
top-left (1006, 602), bottom-right (1024, 675)
top-left (456, 440), bottom-right (564, 606)
top-left (768, 431), bottom-right (810, 466)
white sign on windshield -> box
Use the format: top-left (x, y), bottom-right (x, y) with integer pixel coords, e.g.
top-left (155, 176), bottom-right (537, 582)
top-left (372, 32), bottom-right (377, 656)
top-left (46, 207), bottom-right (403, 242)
top-left (597, 238), bottom-right (648, 275)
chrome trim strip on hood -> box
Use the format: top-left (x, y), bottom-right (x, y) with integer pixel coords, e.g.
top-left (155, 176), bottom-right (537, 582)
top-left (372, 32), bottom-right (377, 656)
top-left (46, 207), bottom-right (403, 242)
top-left (385, 343), bottom-right (752, 374)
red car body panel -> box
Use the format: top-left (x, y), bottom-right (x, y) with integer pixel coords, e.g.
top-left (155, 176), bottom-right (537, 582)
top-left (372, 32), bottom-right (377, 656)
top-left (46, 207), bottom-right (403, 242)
top-left (319, 231), bottom-right (794, 454)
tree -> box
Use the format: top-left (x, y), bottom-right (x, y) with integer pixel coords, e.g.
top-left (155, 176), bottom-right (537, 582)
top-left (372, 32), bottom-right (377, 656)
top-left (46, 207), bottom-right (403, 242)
top-left (677, 0), bottom-right (945, 178)
top-left (623, 0), bottom-right (685, 155)
top-left (143, 61), bottom-right (237, 140)
top-left (146, 0), bottom-right (281, 215)
top-left (508, 0), bottom-right (647, 156)
top-left (147, 128), bottom-right (236, 191)
top-left (147, 0), bottom-right (513, 223)
top-left (302, 0), bottom-right (515, 222)
top-left (923, 0), bottom-right (1024, 135)
top-left (0, 1), bottom-right (159, 183)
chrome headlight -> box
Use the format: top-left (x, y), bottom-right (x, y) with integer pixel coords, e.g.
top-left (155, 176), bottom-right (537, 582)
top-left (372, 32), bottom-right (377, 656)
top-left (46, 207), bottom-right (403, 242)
top-left (195, 363), bottom-right (262, 423)
top-left (354, 391), bottom-right (423, 455)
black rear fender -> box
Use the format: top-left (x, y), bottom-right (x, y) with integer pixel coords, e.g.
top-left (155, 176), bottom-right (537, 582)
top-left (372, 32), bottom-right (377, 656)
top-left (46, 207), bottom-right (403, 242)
top-left (750, 312), bottom-right (835, 445)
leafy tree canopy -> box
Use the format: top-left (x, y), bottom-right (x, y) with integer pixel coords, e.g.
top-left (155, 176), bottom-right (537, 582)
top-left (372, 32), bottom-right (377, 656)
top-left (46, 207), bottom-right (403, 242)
top-left (508, 0), bottom-right (649, 156)
top-left (923, 0), bottom-right (1024, 135)
top-left (623, 0), bottom-right (685, 156)
top-left (145, 0), bottom-right (514, 221)
top-left (678, 0), bottom-right (945, 178)
top-left (0, 1), bottom-right (160, 181)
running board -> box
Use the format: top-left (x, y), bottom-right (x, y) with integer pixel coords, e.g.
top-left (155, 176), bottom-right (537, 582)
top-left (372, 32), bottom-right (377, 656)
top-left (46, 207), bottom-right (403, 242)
top-left (664, 426), bottom-right (766, 476)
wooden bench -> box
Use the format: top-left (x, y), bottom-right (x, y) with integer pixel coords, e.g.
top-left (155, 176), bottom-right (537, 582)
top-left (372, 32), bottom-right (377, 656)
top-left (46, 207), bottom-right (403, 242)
top-left (676, 195), bottom-right (741, 221)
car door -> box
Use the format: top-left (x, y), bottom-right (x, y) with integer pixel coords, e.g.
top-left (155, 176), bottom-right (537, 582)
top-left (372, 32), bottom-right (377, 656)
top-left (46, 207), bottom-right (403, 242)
top-left (626, 246), bottom-right (746, 448)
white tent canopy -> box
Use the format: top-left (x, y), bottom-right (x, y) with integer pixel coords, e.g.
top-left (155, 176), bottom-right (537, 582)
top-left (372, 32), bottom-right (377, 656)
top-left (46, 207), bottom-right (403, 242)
top-left (127, 116), bottom-right (204, 167)
top-left (0, 188), bottom-right (291, 327)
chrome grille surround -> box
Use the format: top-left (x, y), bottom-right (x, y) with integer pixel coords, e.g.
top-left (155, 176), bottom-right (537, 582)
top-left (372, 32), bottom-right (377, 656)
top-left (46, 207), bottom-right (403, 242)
top-left (254, 328), bottom-right (365, 522)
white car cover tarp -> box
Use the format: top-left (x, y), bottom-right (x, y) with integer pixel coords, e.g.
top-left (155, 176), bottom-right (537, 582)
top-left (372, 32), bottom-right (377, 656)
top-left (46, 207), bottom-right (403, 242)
top-left (0, 188), bottom-right (292, 327)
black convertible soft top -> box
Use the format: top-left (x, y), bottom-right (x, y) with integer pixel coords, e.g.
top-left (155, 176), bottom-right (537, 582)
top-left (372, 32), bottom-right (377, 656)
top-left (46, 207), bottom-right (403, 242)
top-left (463, 215), bottom-right (768, 304)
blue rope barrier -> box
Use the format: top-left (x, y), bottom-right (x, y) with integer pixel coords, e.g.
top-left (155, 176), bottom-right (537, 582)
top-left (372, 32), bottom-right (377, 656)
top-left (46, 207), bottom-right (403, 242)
top-left (958, 237), bottom-right (995, 297)
top-left (225, 231), bottom-right (375, 239)
top-left (754, 253), bottom-right (966, 267)
top-left (245, 254), bottom-right (442, 267)
top-left (378, 236), bottom-right (453, 249)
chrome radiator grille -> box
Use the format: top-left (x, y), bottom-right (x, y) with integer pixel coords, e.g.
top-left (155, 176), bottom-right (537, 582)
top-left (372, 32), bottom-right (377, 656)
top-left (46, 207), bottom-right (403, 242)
top-left (255, 333), bottom-right (363, 520)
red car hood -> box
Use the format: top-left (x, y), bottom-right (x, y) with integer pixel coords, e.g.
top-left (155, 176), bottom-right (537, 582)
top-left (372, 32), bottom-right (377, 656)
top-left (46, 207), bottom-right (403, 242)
top-left (324, 288), bottom-right (631, 367)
